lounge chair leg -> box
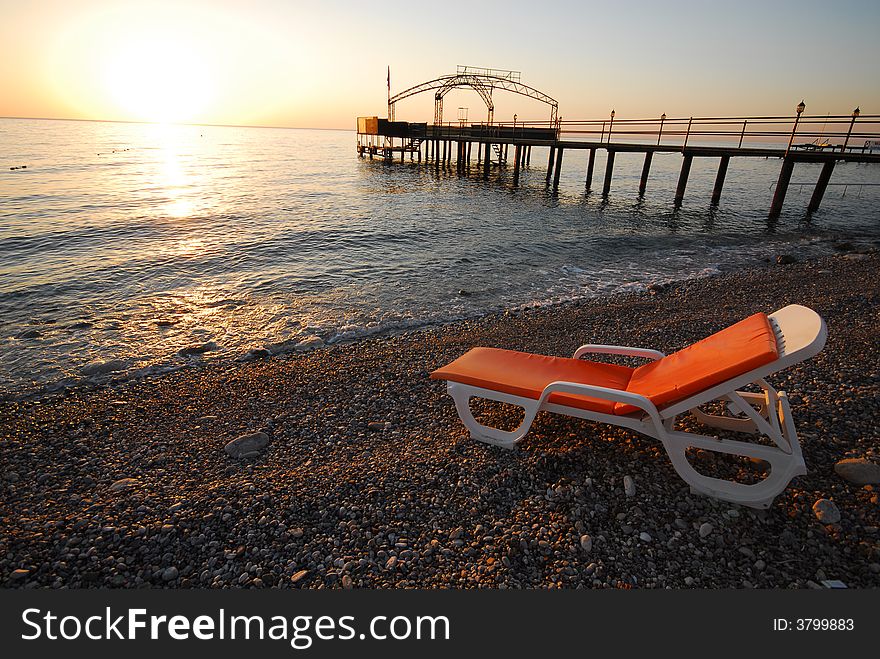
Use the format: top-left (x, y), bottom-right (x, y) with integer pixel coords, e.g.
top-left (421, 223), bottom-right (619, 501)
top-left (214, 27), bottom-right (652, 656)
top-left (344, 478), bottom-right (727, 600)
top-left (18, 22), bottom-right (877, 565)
top-left (447, 383), bottom-right (539, 449)
top-left (657, 429), bottom-right (806, 508)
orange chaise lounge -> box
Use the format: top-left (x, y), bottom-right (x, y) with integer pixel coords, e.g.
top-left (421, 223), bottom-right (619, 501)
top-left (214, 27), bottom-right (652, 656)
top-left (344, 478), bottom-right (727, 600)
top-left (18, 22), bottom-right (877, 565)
top-left (430, 305), bottom-right (827, 508)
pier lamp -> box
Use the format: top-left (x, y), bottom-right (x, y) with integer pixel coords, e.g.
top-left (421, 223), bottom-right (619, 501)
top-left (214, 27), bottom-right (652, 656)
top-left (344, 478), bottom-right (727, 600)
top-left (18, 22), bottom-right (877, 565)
top-left (658, 112), bottom-right (666, 145)
top-left (608, 109), bottom-right (615, 143)
top-left (842, 106), bottom-right (860, 153)
top-left (785, 100), bottom-right (806, 157)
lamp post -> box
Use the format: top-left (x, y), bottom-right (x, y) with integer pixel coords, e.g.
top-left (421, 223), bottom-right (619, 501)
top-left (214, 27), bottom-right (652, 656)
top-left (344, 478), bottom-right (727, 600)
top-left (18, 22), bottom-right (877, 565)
top-left (513, 113), bottom-right (517, 139)
top-left (607, 109), bottom-right (615, 144)
top-left (657, 112), bottom-right (666, 145)
top-left (785, 100), bottom-right (806, 157)
top-left (842, 106), bottom-right (860, 153)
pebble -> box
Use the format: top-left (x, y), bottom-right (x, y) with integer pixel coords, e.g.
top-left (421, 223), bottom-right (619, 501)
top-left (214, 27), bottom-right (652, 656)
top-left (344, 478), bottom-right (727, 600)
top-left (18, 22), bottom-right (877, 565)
top-left (290, 570), bottom-right (309, 584)
top-left (639, 532), bottom-right (652, 543)
top-left (224, 431), bottom-right (270, 459)
top-left (699, 522), bottom-right (713, 538)
top-left (812, 499), bottom-right (841, 524)
top-left (178, 341), bottom-right (218, 357)
top-left (239, 348), bottom-right (271, 362)
top-left (580, 534), bottom-right (592, 553)
top-left (161, 567), bottom-right (179, 582)
top-left (623, 475), bottom-right (636, 497)
top-left (10, 569), bottom-right (30, 580)
top-left (834, 458), bottom-right (880, 485)
top-left (295, 335), bottom-right (324, 351)
top-left (109, 478), bottom-right (139, 492)
top-left (81, 359), bottom-right (128, 376)
top-left (684, 576), bottom-right (695, 586)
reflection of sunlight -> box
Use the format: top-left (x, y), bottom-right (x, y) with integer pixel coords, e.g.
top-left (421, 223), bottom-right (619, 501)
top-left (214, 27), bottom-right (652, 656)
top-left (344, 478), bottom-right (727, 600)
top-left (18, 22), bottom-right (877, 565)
top-left (159, 237), bottom-right (207, 258)
top-left (159, 135), bottom-right (194, 218)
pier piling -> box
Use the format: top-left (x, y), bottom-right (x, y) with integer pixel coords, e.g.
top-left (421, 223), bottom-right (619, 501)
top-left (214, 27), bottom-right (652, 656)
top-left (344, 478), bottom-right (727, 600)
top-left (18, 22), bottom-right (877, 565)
top-left (513, 145), bottom-right (522, 187)
top-left (711, 156), bottom-right (730, 205)
top-left (546, 147), bottom-right (556, 185)
top-left (807, 160), bottom-right (836, 213)
top-left (769, 157), bottom-right (796, 217)
top-left (585, 148), bottom-right (596, 192)
top-left (602, 150), bottom-right (615, 197)
top-left (483, 142), bottom-right (491, 179)
top-left (674, 154), bottom-right (693, 206)
top-left (638, 152), bottom-right (653, 195)
top-left (552, 148), bottom-right (564, 190)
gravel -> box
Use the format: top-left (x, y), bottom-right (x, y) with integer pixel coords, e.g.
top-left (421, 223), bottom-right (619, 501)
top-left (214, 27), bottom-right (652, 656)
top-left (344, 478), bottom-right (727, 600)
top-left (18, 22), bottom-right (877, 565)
top-left (1, 253), bottom-right (878, 589)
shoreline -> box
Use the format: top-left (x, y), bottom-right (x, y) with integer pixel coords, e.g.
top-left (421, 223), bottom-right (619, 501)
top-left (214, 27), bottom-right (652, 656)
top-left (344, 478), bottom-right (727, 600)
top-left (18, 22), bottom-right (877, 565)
top-left (1, 252), bottom-right (878, 589)
top-left (5, 236), bottom-right (875, 404)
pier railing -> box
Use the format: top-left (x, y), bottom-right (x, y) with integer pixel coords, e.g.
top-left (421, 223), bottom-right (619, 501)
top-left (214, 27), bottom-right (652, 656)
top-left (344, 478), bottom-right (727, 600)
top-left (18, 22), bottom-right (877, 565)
top-left (499, 113), bottom-right (880, 153)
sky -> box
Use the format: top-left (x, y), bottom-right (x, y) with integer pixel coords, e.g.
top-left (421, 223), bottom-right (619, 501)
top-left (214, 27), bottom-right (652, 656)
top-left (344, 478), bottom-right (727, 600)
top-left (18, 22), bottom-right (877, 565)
top-left (1, 0), bottom-right (877, 129)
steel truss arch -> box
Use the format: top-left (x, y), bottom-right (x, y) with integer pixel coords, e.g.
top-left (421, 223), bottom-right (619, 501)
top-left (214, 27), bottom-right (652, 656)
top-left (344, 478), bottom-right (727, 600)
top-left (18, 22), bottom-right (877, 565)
top-left (389, 73), bottom-right (558, 126)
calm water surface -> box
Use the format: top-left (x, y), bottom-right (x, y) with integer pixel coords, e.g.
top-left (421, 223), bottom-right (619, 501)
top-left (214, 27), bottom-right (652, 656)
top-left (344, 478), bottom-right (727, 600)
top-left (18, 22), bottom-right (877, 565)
top-left (1, 118), bottom-right (878, 397)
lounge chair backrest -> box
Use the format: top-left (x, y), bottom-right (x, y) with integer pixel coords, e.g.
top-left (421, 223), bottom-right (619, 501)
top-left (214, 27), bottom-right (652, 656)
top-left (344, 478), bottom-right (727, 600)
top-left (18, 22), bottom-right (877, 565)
top-left (620, 313), bottom-right (779, 414)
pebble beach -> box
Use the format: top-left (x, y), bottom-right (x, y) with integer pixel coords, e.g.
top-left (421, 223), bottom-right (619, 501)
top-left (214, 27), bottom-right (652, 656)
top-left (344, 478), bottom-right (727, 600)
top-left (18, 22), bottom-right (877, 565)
top-left (1, 252), bottom-right (878, 589)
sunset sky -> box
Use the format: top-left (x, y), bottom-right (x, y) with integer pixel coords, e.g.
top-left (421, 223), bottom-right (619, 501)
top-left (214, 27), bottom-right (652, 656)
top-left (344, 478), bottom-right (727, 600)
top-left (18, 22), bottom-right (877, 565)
top-left (1, 0), bottom-right (878, 129)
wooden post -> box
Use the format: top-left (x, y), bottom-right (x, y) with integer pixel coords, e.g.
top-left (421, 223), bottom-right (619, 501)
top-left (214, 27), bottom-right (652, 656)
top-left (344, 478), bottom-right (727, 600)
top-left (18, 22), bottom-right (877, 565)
top-left (769, 157), bottom-right (796, 217)
top-left (552, 148), bottom-right (564, 190)
top-left (546, 146), bottom-right (556, 185)
top-left (401, 145), bottom-right (405, 163)
top-left (638, 151), bottom-right (653, 196)
top-left (513, 144), bottom-right (522, 187)
top-left (585, 148), bottom-right (596, 192)
top-left (526, 145), bottom-right (531, 166)
top-left (477, 141), bottom-right (482, 164)
top-left (807, 159), bottom-right (835, 213)
top-left (602, 150), bottom-right (615, 197)
top-left (467, 141), bottom-right (472, 164)
top-left (710, 156), bottom-right (730, 205)
top-left (418, 144), bottom-right (421, 162)
top-left (674, 154), bottom-right (693, 206)
top-left (483, 142), bottom-right (491, 179)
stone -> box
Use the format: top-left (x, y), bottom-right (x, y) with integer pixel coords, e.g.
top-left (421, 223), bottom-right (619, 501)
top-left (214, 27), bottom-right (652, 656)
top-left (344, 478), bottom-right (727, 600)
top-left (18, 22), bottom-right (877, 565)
top-left (580, 534), bottom-right (593, 553)
top-left (109, 478), bottom-right (139, 492)
top-left (81, 359), bottom-right (128, 377)
top-left (623, 475), bottom-right (636, 497)
top-left (295, 335), bottom-right (324, 351)
top-left (834, 458), bottom-right (880, 485)
top-left (684, 576), bottom-right (695, 586)
top-left (776, 254), bottom-right (797, 265)
top-left (699, 522), bottom-right (713, 539)
top-left (239, 348), bottom-right (271, 362)
top-left (178, 341), bottom-right (218, 357)
top-left (367, 421), bottom-right (385, 432)
top-left (290, 570), bottom-right (309, 584)
top-left (17, 328), bottom-right (41, 339)
top-left (639, 532), bottom-right (652, 543)
top-left (161, 567), bottom-right (179, 582)
top-left (385, 556), bottom-right (398, 570)
top-left (10, 569), bottom-right (30, 580)
top-left (4, 472), bottom-right (20, 483)
top-left (812, 499), bottom-right (841, 524)
top-left (342, 575), bottom-right (353, 589)
top-left (224, 432), bottom-right (270, 459)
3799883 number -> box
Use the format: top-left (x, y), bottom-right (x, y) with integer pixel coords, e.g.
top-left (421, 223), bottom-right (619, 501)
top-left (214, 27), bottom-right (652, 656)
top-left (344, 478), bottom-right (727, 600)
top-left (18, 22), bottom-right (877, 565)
top-left (796, 619), bottom-right (854, 631)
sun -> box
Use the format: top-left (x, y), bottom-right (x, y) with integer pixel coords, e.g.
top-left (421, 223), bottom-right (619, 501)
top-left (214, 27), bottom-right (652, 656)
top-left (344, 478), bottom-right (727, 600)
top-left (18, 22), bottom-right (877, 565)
top-left (103, 37), bottom-right (216, 124)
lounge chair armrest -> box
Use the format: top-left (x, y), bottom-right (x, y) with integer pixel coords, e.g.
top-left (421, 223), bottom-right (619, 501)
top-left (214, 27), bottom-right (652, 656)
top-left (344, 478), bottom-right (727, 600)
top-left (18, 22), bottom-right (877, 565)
top-left (573, 344), bottom-right (665, 361)
top-left (539, 380), bottom-right (664, 427)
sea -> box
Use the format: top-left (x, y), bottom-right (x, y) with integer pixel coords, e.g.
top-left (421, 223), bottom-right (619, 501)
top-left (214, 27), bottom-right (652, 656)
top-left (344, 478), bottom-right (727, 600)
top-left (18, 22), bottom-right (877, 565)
top-left (1, 117), bottom-right (878, 398)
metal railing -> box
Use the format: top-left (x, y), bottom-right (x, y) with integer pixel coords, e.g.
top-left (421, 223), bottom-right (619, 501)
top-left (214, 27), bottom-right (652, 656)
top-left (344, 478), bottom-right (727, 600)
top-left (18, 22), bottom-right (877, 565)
top-left (497, 112), bottom-right (880, 152)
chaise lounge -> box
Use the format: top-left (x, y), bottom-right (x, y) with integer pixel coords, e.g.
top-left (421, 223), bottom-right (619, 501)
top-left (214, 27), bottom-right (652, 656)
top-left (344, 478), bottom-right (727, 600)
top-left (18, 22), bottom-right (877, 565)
top-left (430, 305), bottom-right (827, 508)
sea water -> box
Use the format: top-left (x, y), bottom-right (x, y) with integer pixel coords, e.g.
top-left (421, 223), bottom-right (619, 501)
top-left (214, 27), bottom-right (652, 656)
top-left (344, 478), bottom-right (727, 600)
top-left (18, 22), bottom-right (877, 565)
top-left (1, 118), bottom-right (878, 397)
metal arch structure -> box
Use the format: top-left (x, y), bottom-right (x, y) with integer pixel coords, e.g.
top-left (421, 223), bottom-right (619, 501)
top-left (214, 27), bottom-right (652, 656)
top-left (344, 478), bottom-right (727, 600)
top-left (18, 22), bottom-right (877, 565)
top-left (388, 72), bottom-right (559, 127)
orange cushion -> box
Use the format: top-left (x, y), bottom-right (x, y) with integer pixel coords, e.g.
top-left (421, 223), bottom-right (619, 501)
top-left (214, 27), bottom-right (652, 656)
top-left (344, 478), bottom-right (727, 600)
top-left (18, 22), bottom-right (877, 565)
top-left (430, 347), bottom-right (633, 415)
top-left (617, 312), bottom-right (778, 415)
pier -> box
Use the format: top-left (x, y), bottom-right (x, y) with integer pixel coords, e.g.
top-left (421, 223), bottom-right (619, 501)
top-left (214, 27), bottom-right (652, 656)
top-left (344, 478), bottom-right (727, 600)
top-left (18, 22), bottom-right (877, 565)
top-left (358, 67), bottom-right (880, 216)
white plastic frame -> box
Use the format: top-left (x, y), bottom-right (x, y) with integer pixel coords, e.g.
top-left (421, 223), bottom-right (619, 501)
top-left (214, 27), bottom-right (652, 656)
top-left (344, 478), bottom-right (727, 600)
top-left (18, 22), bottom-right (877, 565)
top-left (442, 305), bottom-right (827, 509)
